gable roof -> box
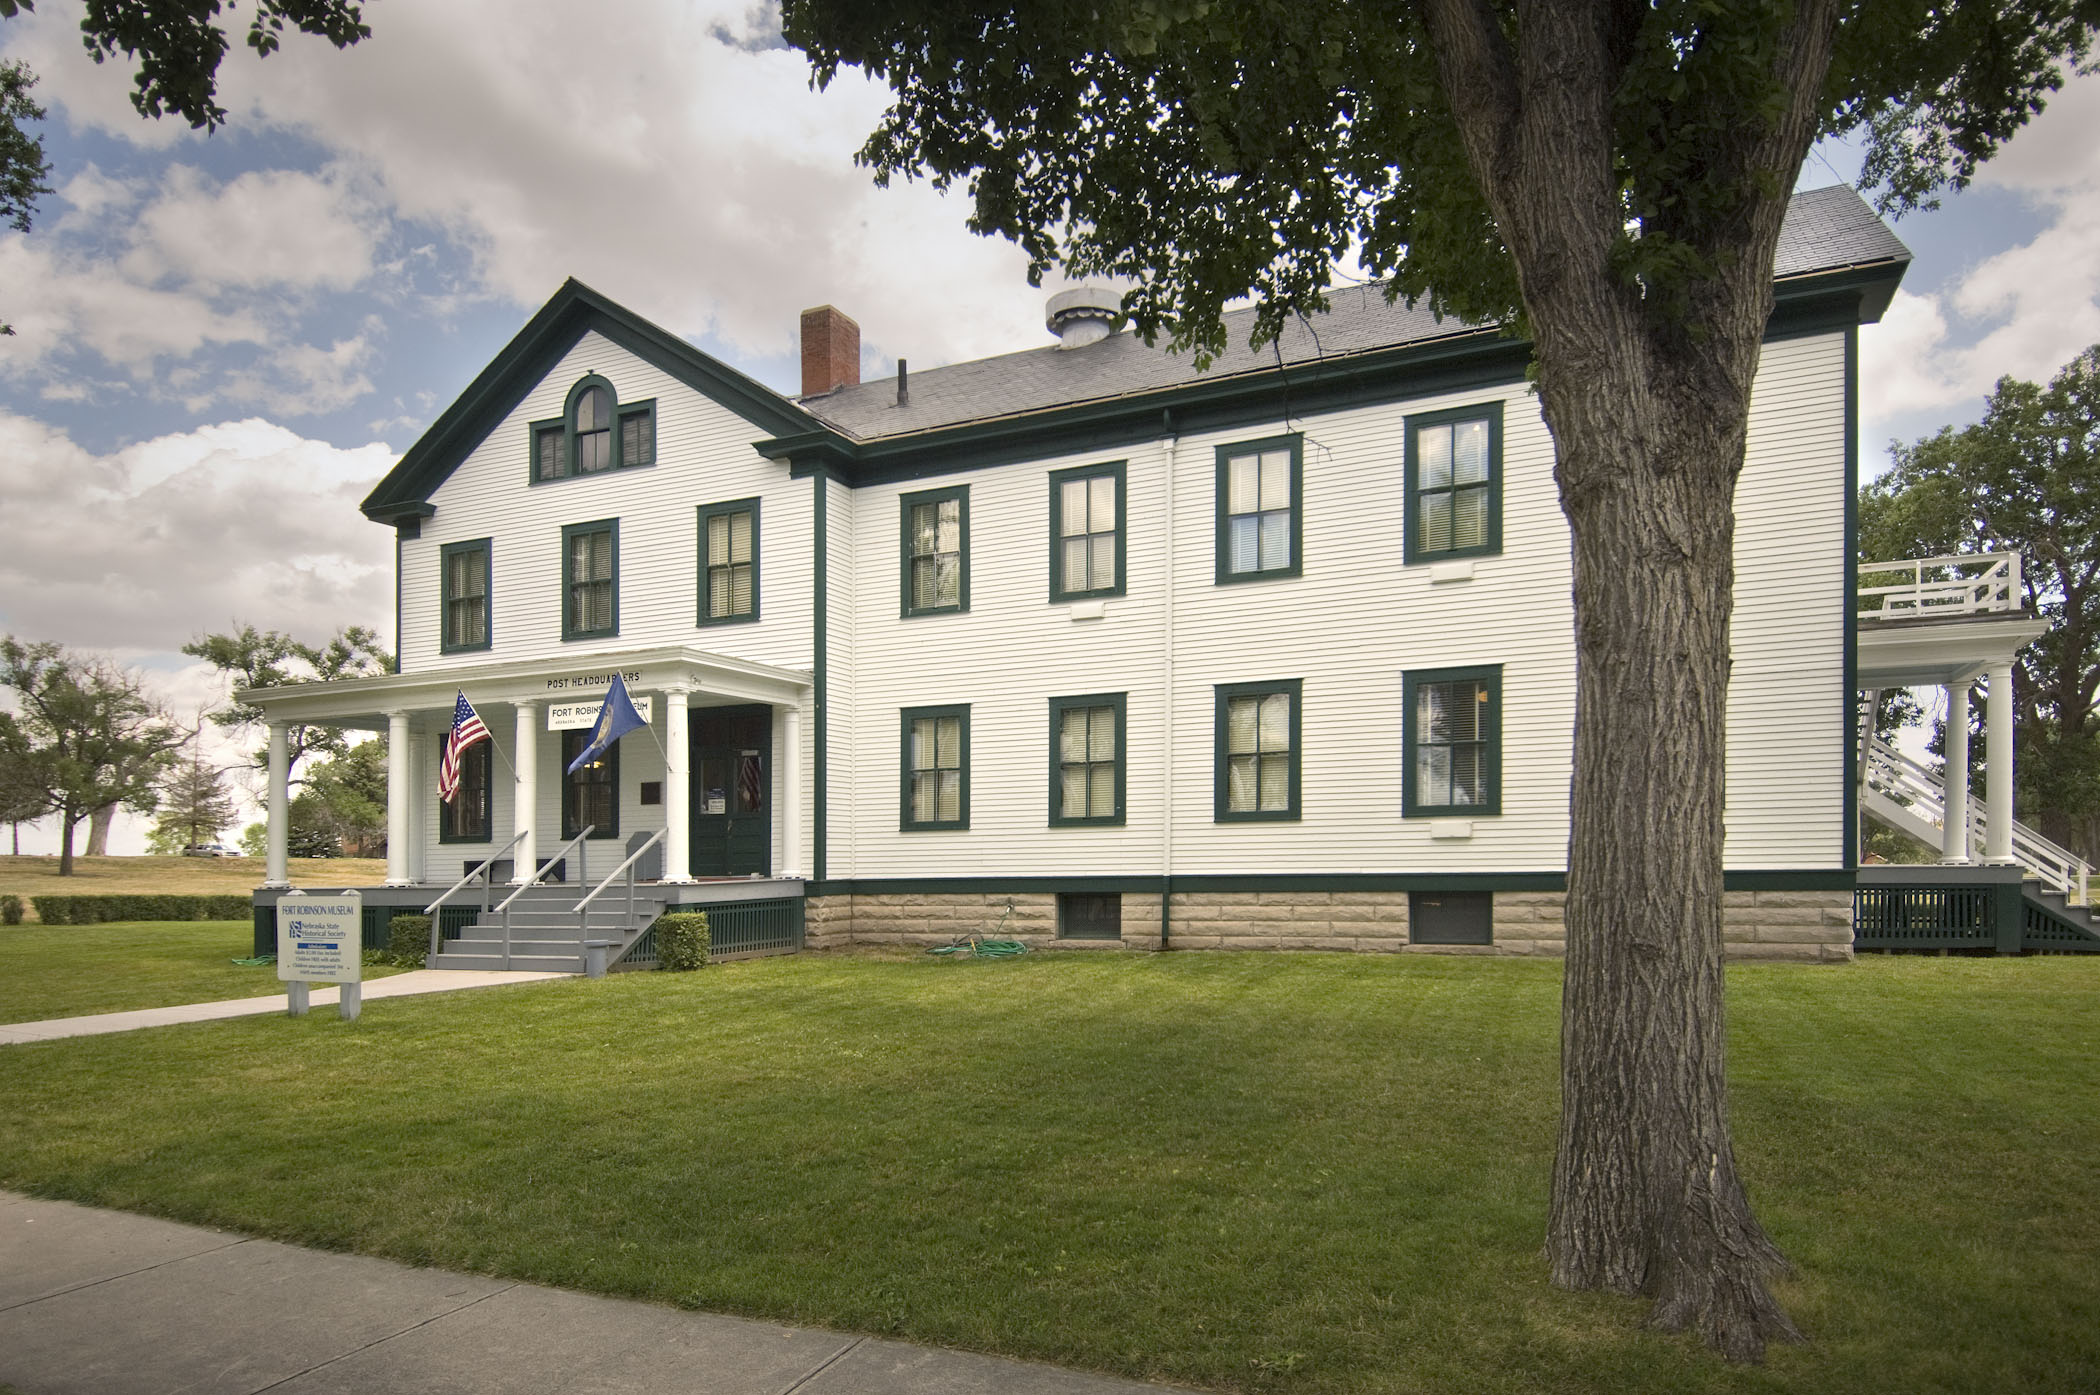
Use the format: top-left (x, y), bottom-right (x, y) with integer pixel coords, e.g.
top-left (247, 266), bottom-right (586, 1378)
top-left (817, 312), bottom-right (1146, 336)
top-left (359, 279), bottom-right (819, 525)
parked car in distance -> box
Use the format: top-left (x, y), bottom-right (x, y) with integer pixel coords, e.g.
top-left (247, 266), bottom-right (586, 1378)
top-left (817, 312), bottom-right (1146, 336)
top-left (182, 844), bottom-right (237, 858)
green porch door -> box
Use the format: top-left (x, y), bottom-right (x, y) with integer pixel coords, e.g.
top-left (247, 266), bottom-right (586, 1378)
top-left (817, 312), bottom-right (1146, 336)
top-left (691, 704), bottom-right (771, 877)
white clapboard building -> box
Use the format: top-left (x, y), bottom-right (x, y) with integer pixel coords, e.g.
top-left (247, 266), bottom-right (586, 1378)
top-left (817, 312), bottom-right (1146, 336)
top-left (243, 185), bottom-right (1952, 971)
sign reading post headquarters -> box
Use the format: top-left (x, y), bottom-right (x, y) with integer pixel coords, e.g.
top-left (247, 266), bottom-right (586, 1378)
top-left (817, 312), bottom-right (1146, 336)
top-left (277, 893), bottom-right (362, 985)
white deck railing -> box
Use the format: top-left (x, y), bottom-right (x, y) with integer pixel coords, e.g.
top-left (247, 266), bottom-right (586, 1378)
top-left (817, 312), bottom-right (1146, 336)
top-left (1863, 735), bottom-right (2090, 905)
top-left (1858, 551), bottom-right (2022, 620)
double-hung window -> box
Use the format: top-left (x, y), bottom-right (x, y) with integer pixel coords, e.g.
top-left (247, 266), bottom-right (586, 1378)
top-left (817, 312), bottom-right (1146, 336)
top-left (1049, 692), bottom-right (1125, 826)
top-left (531, 376), bottom-right (656, 483)
top-left (697, 498), bottom-right (760, 625)
top-left (901, 704), bottom-right (969, 830)
top-left (1215, 435), bottom-right (1302, 583)
top-left (901, 485), bottom-right (968, 616)
top-left (438, 742), bottom-right (492, 843)
top-left (1403, 665), bottom-right (1502, 816)
top-left (561, 520), bottom-right (618, 641)
top-left (561, 728), bottom-right (619, 839)
top-left (1049, 462), bottom-right (1124, 600)
top-left (1405, 403), bottom-right (1502, 563)
top-left (1214, 679), bottom-right (1302, 820)
top-left (440, 538), bottom-right (491, 653)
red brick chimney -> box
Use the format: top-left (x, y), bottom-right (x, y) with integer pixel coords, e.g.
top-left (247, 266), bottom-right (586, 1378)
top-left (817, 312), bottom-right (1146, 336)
top-left (800, 305), bottom-right (861, 397)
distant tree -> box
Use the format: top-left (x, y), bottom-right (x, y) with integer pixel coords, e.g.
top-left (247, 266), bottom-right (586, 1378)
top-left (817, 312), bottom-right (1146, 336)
top-left (1861, 344), bottom-right (2100, 860)
top-left (784, 0), bottom-right (2099, 1359)
top-left (0, 0), bottom-right (369, 328)
top-left (144, 751), bottom-right (238, 854)
top-left (184, 624), bottom-right (393, 787)
top-left (0, 710), bottom-right (56, 854)
top-left (1, 637), bottom-right (188, 874)
top-left (238, 820), bottom-right (267, 858)
top-left (301, 737), bottom-right (386, 858)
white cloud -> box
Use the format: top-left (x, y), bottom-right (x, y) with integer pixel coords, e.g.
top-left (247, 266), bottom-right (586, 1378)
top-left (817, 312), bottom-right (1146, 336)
top-left (0, 236), bottom-right (271, 374)
top-left (120, 164), bottom-right (381, 293)
top-left (0, 413), bottom-right (395, 657)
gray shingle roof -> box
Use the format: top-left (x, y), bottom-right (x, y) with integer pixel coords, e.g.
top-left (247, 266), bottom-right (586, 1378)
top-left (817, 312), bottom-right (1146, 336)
top-left (801, 184), bottom-right (1907, 443)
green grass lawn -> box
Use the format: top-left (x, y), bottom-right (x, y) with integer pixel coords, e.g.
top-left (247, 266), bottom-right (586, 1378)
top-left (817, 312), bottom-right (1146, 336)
top-left (0, 953), bottom-right (2094, 1394)
top-left (0, 920), bottom-right (404, 1023)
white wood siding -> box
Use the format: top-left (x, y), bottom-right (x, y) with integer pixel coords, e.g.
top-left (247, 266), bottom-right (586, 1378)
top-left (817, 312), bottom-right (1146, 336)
top-left (400, 331), bottom-right (812, 677)
top-left (834, 330), bottom-right (1850, 877)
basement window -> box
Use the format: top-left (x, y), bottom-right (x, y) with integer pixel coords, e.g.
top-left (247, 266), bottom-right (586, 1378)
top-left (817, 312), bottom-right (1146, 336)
top-left (1058, 892), bottom-right (1122, 941)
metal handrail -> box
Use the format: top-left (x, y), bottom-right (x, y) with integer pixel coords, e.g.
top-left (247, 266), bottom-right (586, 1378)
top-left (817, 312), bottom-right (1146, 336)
top-left (1858, 551), bottom-right (2021, 620)
top-left (420, 830), bottom-right (530, 961)
top-left (573, 829), bottom-right (666, 963)
top-left (1864, 737), bottom-right (2090, 904)
top-left (487, 825), bottom-right (595, 966)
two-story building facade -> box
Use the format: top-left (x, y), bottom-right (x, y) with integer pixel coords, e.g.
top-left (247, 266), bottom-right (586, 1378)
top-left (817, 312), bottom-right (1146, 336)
top-left (243, 184), bottom-right (1912, 965)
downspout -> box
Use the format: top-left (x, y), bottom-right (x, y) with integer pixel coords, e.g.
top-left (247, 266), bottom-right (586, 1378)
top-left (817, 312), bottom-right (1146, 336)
top-left (1160, 409), bottom-right (1177, 949)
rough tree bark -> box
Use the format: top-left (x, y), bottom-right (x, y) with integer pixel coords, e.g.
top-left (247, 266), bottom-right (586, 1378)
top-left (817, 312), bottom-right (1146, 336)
top-left (1424, 0), bottom-right (1837, 1359)
top-left (85, 803), bottom-right (116, 857)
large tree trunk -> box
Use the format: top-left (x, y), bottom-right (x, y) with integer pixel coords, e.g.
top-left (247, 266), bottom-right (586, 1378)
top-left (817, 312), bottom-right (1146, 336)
top-left (85, 803), bottom-right (117, 857)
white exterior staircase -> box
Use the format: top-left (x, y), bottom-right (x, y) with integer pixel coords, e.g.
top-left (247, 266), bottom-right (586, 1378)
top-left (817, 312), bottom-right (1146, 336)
top-left (432, 882), bottom-right (666, 974)
top-left (1862, 736), bottom-right (2091, 907)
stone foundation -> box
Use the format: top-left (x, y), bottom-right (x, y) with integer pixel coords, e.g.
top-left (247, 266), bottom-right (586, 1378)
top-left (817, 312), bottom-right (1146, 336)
top-left (804, 887), bottom-right (1852, 962)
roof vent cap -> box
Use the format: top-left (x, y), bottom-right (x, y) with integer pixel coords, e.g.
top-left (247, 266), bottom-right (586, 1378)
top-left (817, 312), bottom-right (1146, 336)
top-left (1046, 287), bottom-right (1124, 349)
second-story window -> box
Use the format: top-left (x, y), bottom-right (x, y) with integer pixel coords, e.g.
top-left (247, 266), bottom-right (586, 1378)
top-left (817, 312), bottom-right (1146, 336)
top-left (697, 498), bottom-right (760, 625)
top-left (1216, 434), bottom-right (1303, 583)
top-left (901, 484), bottom-right (968, 617)
top-left (1050, 462), bottom-right (1125, 601)
top-left (1405, 403), bottom-right (1503, 563)
top-left (440, 539), bottom-right (491, 653)
top-left (531, 376), bottom-right (657, 483)
top-left (562, 519), bottom-right (618, 641)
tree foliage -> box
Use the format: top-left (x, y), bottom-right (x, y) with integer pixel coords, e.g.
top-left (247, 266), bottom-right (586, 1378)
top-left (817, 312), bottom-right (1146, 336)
top-left (183, 624), bottom-right (392, 785)
top-left (144, 750), bottom-right (237, 853)
top-left (0, 709), bottom-right (56, 849)
top-left (1862, 344), bottom-right (2100, 857)
top-left (0, 636), bottom-right (188, 875)
top-left (782, 0), bottom-right (2099, 1361)
top-left (299, 736), bottom-right (386, 858)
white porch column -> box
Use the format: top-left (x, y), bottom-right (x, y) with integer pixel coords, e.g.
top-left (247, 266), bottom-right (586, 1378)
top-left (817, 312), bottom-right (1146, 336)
top-left (1941, 681), bottom-right (1971, 863)
top-left (1984, 662), bottom-right (2017, 863)
top-left (781, 703), bottom-right (804, 878)
top-left (264, 722), bottom-right (290, 888)
top-left (662, 687), bottom-right (692, 883)
top-left (384, 711), bottom-right (413, 885)
top-left (513, 701), bottom-right (539, 885)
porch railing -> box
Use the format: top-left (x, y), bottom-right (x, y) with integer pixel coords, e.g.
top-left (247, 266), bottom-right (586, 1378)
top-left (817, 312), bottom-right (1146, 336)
top-left (572, 828), bottom-right (666, 977)
top-left (1858, 551), bottom-right (2021, 620)
top-left (421, 830), bottom-right (529, 962)
top-left (487, 824), bottom-right (595, 966)
top-left (1864, 736), bottom-right (2090, 905)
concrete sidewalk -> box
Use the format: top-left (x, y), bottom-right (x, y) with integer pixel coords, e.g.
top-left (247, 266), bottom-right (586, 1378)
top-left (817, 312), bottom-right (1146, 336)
top-left (0, 970), bottom-right (571, 1045)
top-left (0, 1194), bottom-right (1185, 1395)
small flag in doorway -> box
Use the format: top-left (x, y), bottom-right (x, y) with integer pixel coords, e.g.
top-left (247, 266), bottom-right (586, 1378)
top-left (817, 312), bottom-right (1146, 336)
top-left (438, 690), bottom-right (490, 803)
top-left (566, 674), bottom-right (647, 775)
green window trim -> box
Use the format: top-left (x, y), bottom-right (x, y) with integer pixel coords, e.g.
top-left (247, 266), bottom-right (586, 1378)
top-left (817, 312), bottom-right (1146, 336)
top-left (1403, 401), bottom-right (1503, 564)
top-left (900, 703), bottom-right (970, 830)
top-left (1402, 664), bottom-right (1503, 817)
top-left (439, 537), bottom-right (492, 654)
top-left (527, 375), bottom-right (657, 486)
top-left (560, 727), bottom-right (621, 840)
top-left (696, 497), bottom-right (761, 627)
top-left (900, 484), bottom-right (970, 617)
top-left (436, 740), bottom-right (493, 844)
top-left (1213, 679), bottom-right (1302, 822)
top-left (560, 518), bottom-right (620, 642)
top-left (1214, 433), bottom-right (1303, 585)
top-left (1048, 461), bottom-right (1126, 601)
top-left (1047, 692), bottom-right (1127, 827)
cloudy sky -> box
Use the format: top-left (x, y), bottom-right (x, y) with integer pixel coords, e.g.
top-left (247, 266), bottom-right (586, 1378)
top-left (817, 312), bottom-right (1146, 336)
top-left (2, 2), bottom-right (2097, 853)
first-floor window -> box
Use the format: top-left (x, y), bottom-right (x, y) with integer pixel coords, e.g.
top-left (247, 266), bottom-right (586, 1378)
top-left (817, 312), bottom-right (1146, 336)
top-left (901, 704), bottom-right (969, 829)
top-left (561, 728), bottom-right (619, 838)
top-left (1215, 680), bottom-right (1301, 820)
top-left (439, 741), bottom-right (492, 842)
top-left (1049, 693), bottom-right (1124, 826)
top-left (1403, 665), bottom-right (1502, 816)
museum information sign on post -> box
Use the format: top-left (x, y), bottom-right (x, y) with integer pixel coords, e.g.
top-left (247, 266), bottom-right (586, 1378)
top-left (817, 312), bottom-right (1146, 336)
top-left (277, 891), bottom-right (364, 1021)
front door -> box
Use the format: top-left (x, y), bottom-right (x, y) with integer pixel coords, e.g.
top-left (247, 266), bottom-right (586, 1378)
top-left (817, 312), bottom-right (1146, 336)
top-left (691, 704), bottom-right (771, 877)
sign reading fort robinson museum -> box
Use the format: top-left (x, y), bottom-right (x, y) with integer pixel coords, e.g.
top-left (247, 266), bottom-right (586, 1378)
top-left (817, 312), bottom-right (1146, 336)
top-left (548, 695), bottom-right (653, 730)
top-left (277, 892), bottom-right (362, 985)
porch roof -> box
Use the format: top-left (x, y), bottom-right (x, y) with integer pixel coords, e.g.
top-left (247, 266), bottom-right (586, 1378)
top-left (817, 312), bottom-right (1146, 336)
top-left (235, 645), bottom-right (812, 732)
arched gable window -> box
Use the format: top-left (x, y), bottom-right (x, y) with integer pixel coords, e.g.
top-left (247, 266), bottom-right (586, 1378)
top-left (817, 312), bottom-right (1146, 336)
top-left (531, 375), bottom-right (656, 483)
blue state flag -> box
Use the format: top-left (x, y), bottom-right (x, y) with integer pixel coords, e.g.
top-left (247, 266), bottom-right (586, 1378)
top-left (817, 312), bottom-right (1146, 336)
top-left (566, 674), bottom-right (647, 775)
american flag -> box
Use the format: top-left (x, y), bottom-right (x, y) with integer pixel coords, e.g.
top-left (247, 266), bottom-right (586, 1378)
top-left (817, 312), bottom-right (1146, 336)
top-left (438, 690), bottom-right (490, 804)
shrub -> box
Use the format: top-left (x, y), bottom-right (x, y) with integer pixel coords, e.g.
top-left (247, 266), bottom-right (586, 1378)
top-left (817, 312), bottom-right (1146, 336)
top-left (30, 894), bottom-right (252, 925)
top-left (0, 894), bottom-right (22, 925)
top-left (387, 914), bottom-right (433, 967)
top-left (655, 912), bottom-right (710, 971)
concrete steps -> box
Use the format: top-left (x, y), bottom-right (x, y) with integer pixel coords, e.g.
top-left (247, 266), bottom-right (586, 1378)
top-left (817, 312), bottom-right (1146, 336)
top-left (429, 883), bottom-right (665, 974)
